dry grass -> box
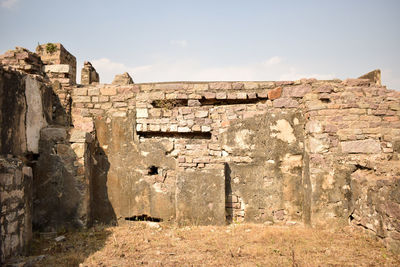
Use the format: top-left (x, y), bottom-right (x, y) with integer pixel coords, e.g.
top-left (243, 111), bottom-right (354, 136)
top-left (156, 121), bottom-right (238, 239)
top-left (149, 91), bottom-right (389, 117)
top-left (19, 223), bottom-right (400, 266)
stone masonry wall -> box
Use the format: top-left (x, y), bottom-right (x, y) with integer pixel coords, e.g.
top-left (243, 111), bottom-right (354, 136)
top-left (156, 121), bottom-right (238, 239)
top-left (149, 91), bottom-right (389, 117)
top-left (0, 157), bottom-right (32, 263)
top-left (2, 41), bottom-right (399, 254)
top-left (36, 43), bottom-right (77, 126)
top-left (36, 43), bottom-right (76, 85)
top-left (70, 81), bottom-right (314, 225)
top-left (0, 61), bottom-right (52, 263)
top-left (70, 76), bottom-right (400, 251)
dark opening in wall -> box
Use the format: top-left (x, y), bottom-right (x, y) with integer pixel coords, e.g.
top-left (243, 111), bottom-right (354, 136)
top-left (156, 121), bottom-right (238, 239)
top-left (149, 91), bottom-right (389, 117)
top-left (199, 97), bottom-right (263, 106)
top-left (148, 166), bottom-right (158, 175)
top-left (139, 132), bottom-right (212, 139)
top-left (224, 163), bottom-right (233, 224)
top-left (125, 214), bottom-right (163, 222)
top-left (24, 153), bottom-right (40, 167)
top-left (320, 98), bottom-right (331, 103)
top-left (354, 164), bottom-right (372, 171)
top-left (151, 99), bottom-right (188, 109)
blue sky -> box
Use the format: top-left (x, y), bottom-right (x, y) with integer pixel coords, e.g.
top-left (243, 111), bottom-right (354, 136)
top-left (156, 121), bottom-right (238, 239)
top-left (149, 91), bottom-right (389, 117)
top-left (1, 0), bottom-right (399, 89)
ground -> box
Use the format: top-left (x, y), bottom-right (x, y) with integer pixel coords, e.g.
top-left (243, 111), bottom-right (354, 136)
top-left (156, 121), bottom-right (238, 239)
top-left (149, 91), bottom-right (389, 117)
top-left (7, 222), bottom-right (400, 266)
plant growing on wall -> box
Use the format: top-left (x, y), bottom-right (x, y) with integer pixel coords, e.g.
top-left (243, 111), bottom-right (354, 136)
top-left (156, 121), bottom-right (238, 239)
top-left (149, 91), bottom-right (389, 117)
top-left (152, 99), bottom-right (185, 109)
top-left (45, 43), bottom-right (58, 54)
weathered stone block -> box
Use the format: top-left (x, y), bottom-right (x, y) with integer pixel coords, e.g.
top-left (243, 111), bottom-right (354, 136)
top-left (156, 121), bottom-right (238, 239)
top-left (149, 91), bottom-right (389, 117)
top-left (209, 82), bottom-right (231, 90)
top-left (201, 126), bottom-right (211, 132)
top-left (242, 82), bottom-right (258, 90)
top-left (88, 88), bottom-right (100, 96)
top-left (177, 93), bottom-right (188, 99)
top-left (112, 111), bottom-right (126, 117)
top-left (149, 124), bottom-right (161, 131)
top-left (283, 84), bottom-right (311, 98)
top-left (236, 92), bottom-right (247, 99)
top-left (193, 83), bottom-right (209, 91)
top-left (43, 64), bottom-right (70, 73)
top-left (267, 87), bottom-right (282, 100)
top-left (247, 92), bottom-right (257, 99)
top-left (195, 110), bottom-right (208, 118)
top-left (178, 126), bottom-right (190, 132)
top-left (136, 108), bottom-right (148, 118)
top-left (100, 87), bottom-right (117, 96)
top-left (74, 96), bottom-right (91, 103)
top-left (188, 100), bottom-right (201, 107)
top-left (257, 91), bottom-right (268, 98)
top-left (176, 169), bottom-right (225, 225)
top-left (204, 92), bottom-right (216, 99)
top-left (216, 92), bottom-right (227, 99)
top-left (305, 121), bottom-right (322, 134)
top-left (341, 139), bottom-right (381, 153)
top-left (273, 98), bottom-right (299, 108)
top-left (74, 88), bottom-right (88, 96)
top-left (149, 91), bottom-right (165, 100)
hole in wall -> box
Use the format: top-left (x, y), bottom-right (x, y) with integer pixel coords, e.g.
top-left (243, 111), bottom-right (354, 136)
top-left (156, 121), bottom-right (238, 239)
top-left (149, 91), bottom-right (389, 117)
top-left (148, 166), bottom-right (158, 175)
top-left (25, 153), bottom-right (40, 161)
top-left (139, 132), bottom-right (212, 139)
top-left (125, 214), bottom-right (163, 222)
top-left (354, 164), bottom-right (372, 171)
top-left (200, 98), bottom-right (262, 106)
top-left (24, 153), bottom-right (40, 167)
top-left (151, 99), bottom-right (188, 108)
top-left (320, 98), bottom-right (331, 103)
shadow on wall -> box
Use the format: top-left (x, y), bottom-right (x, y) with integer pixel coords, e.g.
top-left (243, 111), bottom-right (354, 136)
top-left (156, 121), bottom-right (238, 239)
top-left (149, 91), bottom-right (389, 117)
top-left (51, 81), bottom-right (72, 127)
top-left (89, 137), bottom-right (116, 226)
top-left (225, 163), bottom-right (233, 224)
top-left (32, 84), bottom-right (86, 231)
top-left (33, 130), bottom-right (82, 231)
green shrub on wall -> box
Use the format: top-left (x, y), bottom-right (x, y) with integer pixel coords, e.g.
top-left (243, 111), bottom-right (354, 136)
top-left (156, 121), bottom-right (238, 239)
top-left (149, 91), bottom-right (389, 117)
top-left (45, 43), bottom-right (58, 54)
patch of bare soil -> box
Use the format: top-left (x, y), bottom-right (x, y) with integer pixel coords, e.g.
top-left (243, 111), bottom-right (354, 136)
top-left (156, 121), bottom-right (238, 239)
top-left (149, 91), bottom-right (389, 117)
top-left (8, 223), bottom-right (400, 266)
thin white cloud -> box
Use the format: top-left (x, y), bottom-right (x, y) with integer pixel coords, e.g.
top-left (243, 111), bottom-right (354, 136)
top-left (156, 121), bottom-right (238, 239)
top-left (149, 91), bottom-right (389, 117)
top-left (170, 40), bottom-right (188, 48)
top-left (279, 67), bottom-right (335, 81)
top-left (263, 56), bottom-right (282, 66)
top-left (89, 57), bottom-right (336, 84)
top-left (1, 0), bottom-right (19, 8)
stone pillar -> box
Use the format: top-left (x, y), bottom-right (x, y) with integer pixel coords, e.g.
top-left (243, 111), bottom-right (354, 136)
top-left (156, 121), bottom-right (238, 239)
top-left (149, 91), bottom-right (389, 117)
top-left (36, 43), bottom-right (77, 85)
top-left (36, 43), bottom-right (77, 126)
top-left (81, 61), bottom-right (99, 85)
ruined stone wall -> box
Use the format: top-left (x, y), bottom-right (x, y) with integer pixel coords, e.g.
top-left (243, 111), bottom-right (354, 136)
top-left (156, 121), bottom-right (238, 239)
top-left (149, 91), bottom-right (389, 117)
top-left (36, 43), bottom-right (77, 126)
top-left (0, 158), bottom-right (32, 263)
top-left (0, 47), bottom-right (44, 75)
top-left (2, 41), bottom-right (398, 254)
top-left (70, 77), bottom-right (399, 251)
top-left (36, 43), bottom-right (76, 85)
top-left (301, 78), bottom-right (400, 251)
top-left (0, 65), bottom-right (50, 263)
top-left (81, 61), bottom-right (99, 85)
top-left (0, 66), bottom-right (53, 156)
top-left (71, 81), bottom-right (310, 225)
